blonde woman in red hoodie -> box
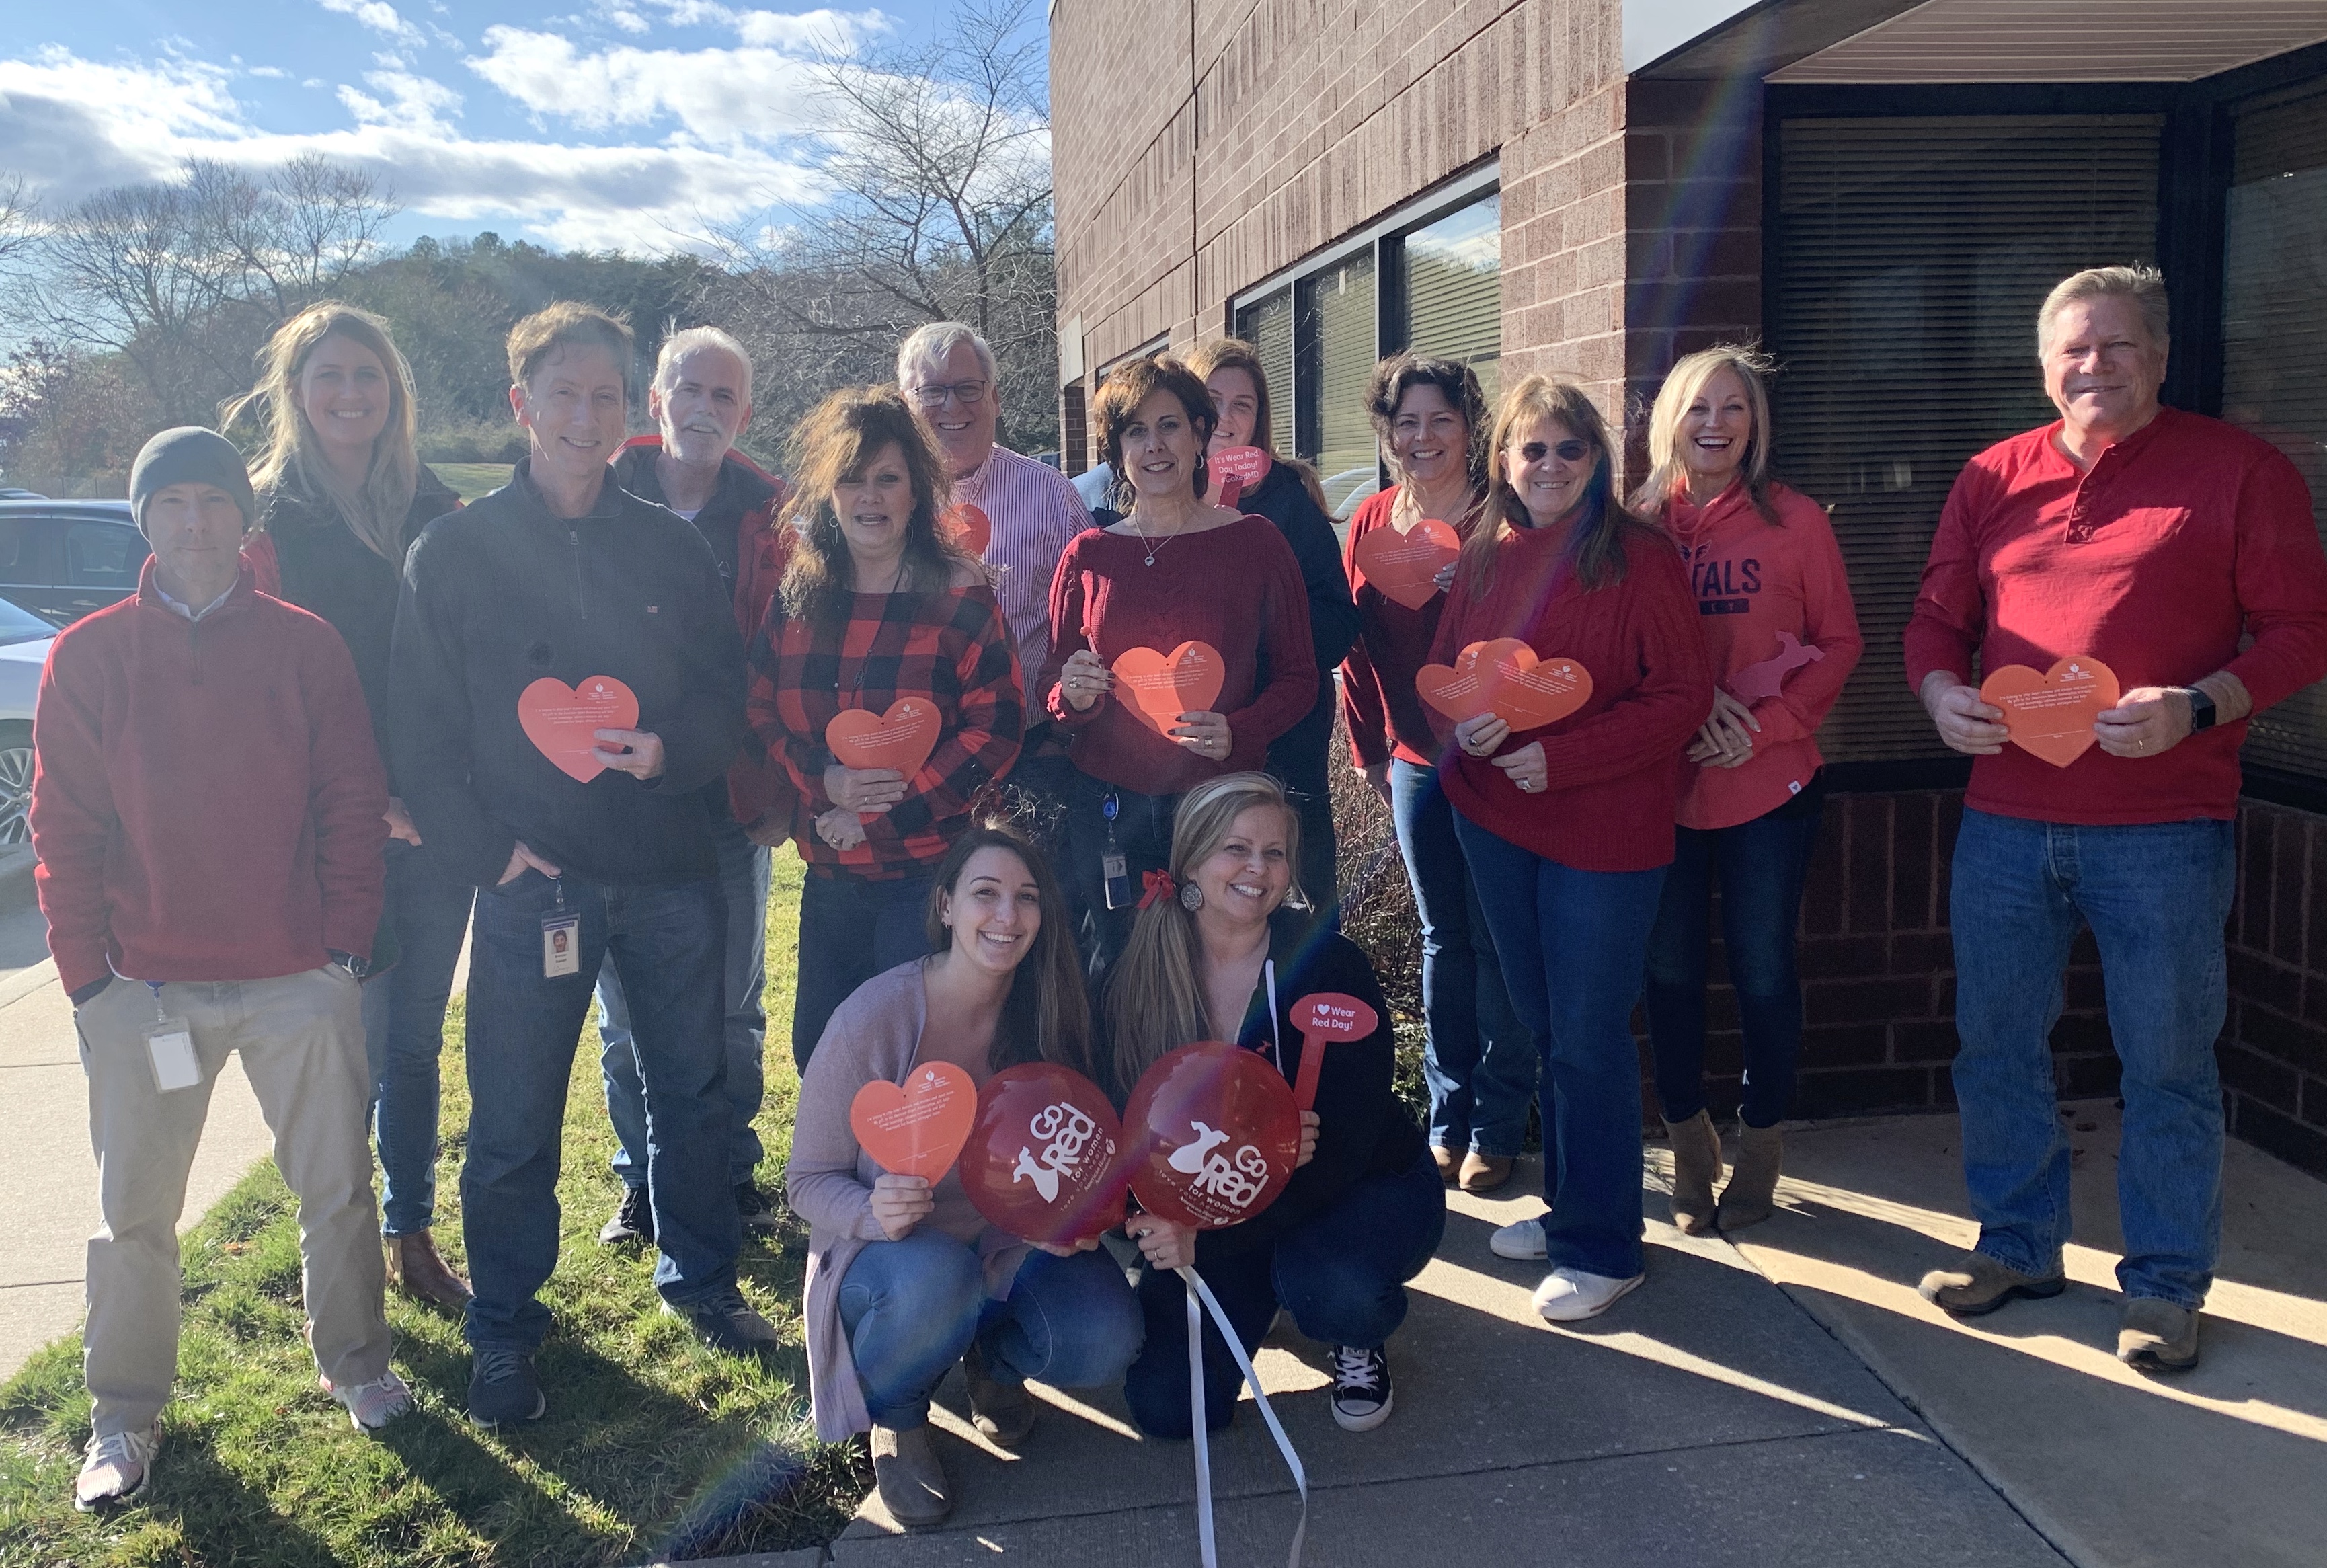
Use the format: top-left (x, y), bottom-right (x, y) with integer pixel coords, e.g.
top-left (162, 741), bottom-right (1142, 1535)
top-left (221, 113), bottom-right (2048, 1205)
top-left (1630, 348), bottom-right (1862, 1236)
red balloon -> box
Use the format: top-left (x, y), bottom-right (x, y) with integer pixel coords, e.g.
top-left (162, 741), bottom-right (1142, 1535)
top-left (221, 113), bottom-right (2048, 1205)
top-left (959, 1062), bottom-right (1130, 1247)
top-left (1123, 1040), bottom-right (1302, 1230)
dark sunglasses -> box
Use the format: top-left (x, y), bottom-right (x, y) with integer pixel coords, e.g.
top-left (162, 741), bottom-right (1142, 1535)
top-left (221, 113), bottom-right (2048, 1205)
top-left (1519, 439), bottom-right (1592, 463)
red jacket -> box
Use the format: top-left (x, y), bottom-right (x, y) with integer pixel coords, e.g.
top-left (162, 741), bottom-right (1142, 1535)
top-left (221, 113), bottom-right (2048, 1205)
top-left (1430, 520), bottom-right (1711, 873)
top-left (30, 559), bottom-right (389, 995)
top-left (1905, 407), bottom-right (2327, 824)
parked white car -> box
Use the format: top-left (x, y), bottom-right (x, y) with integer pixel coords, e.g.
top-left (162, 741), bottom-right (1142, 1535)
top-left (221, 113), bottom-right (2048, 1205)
top-left (0, 595), bottom-right (57, 844)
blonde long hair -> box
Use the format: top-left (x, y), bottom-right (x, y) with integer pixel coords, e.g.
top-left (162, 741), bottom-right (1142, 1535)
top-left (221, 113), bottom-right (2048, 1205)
top-left (1458, 375), bottom-right (1655, 598)
top-left (1100, 773), bottom-right (1303, 1101)
top-left (1631, 345), bottom-right (1783, 528)
top-left (225, 302), bottom-right (420, 561)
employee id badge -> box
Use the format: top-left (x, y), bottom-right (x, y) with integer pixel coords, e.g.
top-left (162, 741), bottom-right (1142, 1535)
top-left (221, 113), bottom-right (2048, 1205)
top-left (145, 1018), bottom-right (202, 1094)
top-left (542, 913), bottom-right (581, 977)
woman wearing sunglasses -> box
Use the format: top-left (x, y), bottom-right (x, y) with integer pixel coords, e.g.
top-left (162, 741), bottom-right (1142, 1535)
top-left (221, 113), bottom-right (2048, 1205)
top-left (1429, 375), bottom-right (1710, 1323)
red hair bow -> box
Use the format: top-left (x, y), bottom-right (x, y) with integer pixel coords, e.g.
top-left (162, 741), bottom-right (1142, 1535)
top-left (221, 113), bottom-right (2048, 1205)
top-left (1138, 869), bottom-right (1177, 910)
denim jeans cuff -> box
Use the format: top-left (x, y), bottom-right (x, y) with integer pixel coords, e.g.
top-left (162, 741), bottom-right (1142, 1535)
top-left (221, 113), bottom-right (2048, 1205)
top-left (1975, 1239), bottom-right (2062, 1279)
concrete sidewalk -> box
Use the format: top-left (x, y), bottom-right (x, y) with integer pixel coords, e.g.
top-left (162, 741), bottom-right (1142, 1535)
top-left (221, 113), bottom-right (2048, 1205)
top-left (805, 1103), bottom-right (2327, 1567)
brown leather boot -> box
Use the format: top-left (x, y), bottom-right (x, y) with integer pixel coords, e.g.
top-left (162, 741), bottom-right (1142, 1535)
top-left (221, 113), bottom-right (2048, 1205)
top-left (963, 1342), bottom-right (1037, 1446)
top-left (1458, 1152), bottom-right (1513, 1193)
top-left (1663, 1111), bottom-right (1721, 1235)
top-left (871, 1423), bottom-right (952, 1527)
top-left (1430, 1146), bottom-right (1460, 1184)
top-left (1716, 1122), bottom-right (1785, 1232)
top-left (387, 1230), bottom-right (473, 1308)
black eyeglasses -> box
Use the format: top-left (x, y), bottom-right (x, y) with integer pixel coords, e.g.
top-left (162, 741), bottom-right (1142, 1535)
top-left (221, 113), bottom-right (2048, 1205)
top-left (909, 379), bottom-right (990, 409)
top-left (1519, 440), bottom-right (1592, 463)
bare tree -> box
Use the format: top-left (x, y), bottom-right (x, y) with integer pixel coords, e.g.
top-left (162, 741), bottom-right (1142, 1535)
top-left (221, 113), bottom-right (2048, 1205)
top-left (704, 0), bottom-right (1059, 450)
top-left (0, 176), bottom-right (37, 274)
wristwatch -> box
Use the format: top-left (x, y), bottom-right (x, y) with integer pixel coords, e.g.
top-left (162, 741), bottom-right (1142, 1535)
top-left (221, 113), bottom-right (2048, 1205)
top-left (328, 949), bottom-right (372, 981)
top-left (2181, 687), bottom-right (2217, 733)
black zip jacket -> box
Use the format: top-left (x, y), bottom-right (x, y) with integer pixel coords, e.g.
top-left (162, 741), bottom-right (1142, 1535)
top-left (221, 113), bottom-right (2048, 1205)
top-left (389, 458), bottom-right (746, 889)
top-left (254, 467), bottom-right (459, 789)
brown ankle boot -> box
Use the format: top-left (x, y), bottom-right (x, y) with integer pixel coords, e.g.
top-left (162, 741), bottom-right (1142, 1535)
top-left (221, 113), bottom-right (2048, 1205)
top-left (871, 1423), bottom-right (952, 1527)
top-left (1716, 1122), bottom-right (1784, 1232)
top-left (1664, 1111), bottom-right (1721, 1235)
top-left (387, 1230), bottom-right (473, 1308)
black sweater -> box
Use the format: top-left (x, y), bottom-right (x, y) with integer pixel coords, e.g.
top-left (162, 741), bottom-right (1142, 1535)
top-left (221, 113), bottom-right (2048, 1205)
top-left (389, 459), bottom-right (746, 889)
top-left (1199, 914), bottom-right (1426, 1263)
top-left (258, 467), bottom-right (459, 788)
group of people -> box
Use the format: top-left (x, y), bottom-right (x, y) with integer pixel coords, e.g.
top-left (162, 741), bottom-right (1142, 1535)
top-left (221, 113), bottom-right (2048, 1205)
top-left (34, 262), bottom-right (2325, 1528)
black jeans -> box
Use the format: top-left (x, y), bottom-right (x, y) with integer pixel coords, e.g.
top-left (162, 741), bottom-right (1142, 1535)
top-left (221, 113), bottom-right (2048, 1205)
top-left (1265, 702), bottom-right (1339, 928)
top-left (1123, 1146), bottom-right (1446, 1438)
top-left (790, 868), bottom-right (936, 1072)
top-left (1064, 769), bottom-right (1180, 977)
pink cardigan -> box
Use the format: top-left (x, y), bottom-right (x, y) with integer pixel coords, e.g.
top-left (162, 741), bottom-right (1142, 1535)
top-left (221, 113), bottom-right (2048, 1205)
top-left (786, 961), bottom-right (1027, 1441)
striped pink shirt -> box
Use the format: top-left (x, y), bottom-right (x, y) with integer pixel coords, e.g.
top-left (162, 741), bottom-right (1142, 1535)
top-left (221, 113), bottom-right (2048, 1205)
top-left (956, 445), bottom-right (1092, 682)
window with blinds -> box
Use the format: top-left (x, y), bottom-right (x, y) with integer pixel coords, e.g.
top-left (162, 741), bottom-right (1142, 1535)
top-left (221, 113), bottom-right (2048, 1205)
top-left (1404, 194), bottom-right (1502, 410)
top-left (1296, 250), bottom-right (1379, 519)
top-left (1233, 289), bottom-right (1296, 450)
top-left (2225, 83), bottom-right (2327, 781)
top-left (1769, 115), bottom-right (2161, 762)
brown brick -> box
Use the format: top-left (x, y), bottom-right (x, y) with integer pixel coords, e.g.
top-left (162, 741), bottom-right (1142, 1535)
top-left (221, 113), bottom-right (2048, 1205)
top-left (2065, 964), bottom-right (2106, 1011)
top-left (1805, 977), bottom-right (1930, 1027)
top-left (1894, 1021), bottom-right (1963, 1064)
top-left (1893, 793), bottom-right (1937, 929)
top-left (1799, 1023), bottom-right (1889, 1068)
top-left (2274, 812), bottom-right (2310, 968)
top-left (2241, 1004), bottom-right (2327, 1074)
top-left (1891, 930), bottom-right (1955, 978)
top-left (1799, 934), bottom-right (1886, 980)
top-left (1844, 796), bottom-right (1890, 934)
top-left (2231, 948), bottom-right (2303, 1015)
top-left (2218, 1041), bottom-right (2303, 1115)
top-left (1794, 1067), bottom-right (1939, 1118)
top-left (2057, 1052), bottom-right (2123, 1099)
top-left (2226, 1096), bottom-right (2327, 1180)
top-left (2241, 808), bottom-right (2275, 949)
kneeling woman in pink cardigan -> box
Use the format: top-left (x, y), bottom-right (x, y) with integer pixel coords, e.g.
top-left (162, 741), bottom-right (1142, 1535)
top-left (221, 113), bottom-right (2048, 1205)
top-left (787, 824), bottom-right (1143, 1528)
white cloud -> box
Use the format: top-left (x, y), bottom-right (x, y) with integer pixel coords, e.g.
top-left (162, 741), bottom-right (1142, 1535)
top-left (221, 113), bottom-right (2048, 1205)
top-left (637, 3), bottom-right (887, 52)
top-left (0, 47), bottom-right (820, 254)
top-left (607, 7), bottom-right (651, 33)
top-left (466, 25), bottom-right (834, 146)
top-left (246, 65), bottom-right (291, 79)
top-left (317, 0), bottom-right (424, 46)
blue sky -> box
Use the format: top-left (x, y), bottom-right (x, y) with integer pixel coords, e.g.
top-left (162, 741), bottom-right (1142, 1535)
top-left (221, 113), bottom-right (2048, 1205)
top-left (0, 1), bottom-right (994, 253)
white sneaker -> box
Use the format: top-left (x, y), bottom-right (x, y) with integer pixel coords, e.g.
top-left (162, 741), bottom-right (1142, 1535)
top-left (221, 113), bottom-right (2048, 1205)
top-left (1489, 1217), bottom-right (1546, 1260)
top-left (75, 1424), bottom-right (159, 1511)
top-left (1533, 1267), bottom-right (1644, 1323)
top-left (323, 1368), bottom-right (416, 1432)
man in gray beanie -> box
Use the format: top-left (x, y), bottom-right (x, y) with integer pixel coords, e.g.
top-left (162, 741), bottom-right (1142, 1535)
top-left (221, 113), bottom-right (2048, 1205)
top-left (32, 426), bottom-right (411, 1510)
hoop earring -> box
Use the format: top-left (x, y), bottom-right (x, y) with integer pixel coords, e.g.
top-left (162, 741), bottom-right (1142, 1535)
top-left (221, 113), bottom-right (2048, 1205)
top-left (1191, 451), bottom-right (1210, 499)
top-left (1179, 881), bottom-right (1205, 912)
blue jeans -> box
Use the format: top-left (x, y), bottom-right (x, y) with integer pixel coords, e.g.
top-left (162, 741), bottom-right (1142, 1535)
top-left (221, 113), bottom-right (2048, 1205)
top-left (462, 869), bottom-right (739, 1349)
top-left (1454, 813), bottom-right (1666, 1281)
top-left (1391, 759), bottom-right (1538, 1157)
top-left (1948, 809), bottom-right (2234, 1308)
top-left (1064, 770), bottom-right (1180, 976)
top-left (598, 816), bottom-right (770, 1189)
top-left (1123, 1146), bottom-right (1446, 1438)
top-left (1644, 783), bottom-right (1824, 1130)
top-left (837, 1232), bottom-right (1144, 1430)
top-left (360, 839), bottom-right (476, 1235)
top-left (1268, 707), bottom-right (1339, 929)
top-left (791, 869), bottom-right (935, 1072)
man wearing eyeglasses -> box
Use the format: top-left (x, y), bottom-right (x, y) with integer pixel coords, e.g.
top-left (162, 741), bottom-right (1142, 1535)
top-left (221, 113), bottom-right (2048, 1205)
top-left (895, 323), bottom-right (1091, 877)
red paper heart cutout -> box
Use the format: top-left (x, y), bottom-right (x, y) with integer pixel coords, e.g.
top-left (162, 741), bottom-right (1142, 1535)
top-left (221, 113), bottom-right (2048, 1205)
top-left (518, 676), bottom-right (640, 783)
top-left (1416, 640), bottom-right (1593, 731)
top-left (1353, 518), bottom-right (1461, 610)
top-left (942, 502), bottom-right (991, 556)
top-left (826, 698), bottom-right (941, 777)
top-left (1112, 641), bottom-right (1226, 736)
top-left (1980, 655), bottom-right (2120, 769)
top-left (850, 1060), bottom-right (977, 1180)
top-left (1290, 991), bottom-right (1380, 1111)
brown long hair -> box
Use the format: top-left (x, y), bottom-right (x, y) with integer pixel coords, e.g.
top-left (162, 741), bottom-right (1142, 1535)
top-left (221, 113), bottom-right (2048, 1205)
top-left (1630, 344), bottom-right (1784, 528)
top-left (779, 385), bottom-right (974, 623)
top-left (1459, 374), bottom-right (1657, 598)
top-left (1099, 773), bottom-right (1302, 1101)
top-left (924, 824), bottom-right (1095, 1076)
top-left (1182, 336), bottom-right (1332, 514)
top-left (1366, 350), bottom-right (1491, 498)
top-left (1092, 354), bottom-right (1216, 513)
top-left (223, 302), bottom-right (420, 561)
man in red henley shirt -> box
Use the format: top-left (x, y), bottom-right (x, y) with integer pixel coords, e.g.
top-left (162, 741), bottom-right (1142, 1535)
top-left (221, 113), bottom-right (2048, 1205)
top-left (1904, 266), bottom-right (2327, 1372)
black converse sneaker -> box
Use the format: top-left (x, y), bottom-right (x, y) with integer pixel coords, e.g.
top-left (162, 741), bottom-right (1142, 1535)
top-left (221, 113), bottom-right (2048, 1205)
top-left (1329, 1345), bottom-right (1393, 1432)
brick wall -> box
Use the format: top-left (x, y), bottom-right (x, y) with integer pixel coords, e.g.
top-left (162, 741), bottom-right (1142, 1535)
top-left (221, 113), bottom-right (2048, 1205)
top-left (2222, 798), bottom-right (2327, 1174)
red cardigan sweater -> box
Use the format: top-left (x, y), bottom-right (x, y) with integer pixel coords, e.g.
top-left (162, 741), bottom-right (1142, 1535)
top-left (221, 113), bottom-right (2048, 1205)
top-left (1429, 518), bottom-right (1712, 872)
top-left (1043, 514), bottom-right (1316, 795)
top-left (1341, 486), bottom-right (1483, 771)
top-left (31, 559), bottom-right (389, 995)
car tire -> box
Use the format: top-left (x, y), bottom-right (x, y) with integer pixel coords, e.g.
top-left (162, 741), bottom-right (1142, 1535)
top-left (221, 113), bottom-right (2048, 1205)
top-left (0, 721), bottom-right (31, 845)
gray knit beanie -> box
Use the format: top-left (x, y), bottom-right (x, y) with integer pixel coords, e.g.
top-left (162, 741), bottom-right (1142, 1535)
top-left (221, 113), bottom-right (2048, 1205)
top-left (128, 427), bottom-right (255, 538)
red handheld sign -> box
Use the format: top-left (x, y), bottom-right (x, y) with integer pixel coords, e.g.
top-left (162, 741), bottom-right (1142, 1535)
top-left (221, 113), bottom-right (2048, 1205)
top-left (1290, 992), bottom-right (1379, 1111)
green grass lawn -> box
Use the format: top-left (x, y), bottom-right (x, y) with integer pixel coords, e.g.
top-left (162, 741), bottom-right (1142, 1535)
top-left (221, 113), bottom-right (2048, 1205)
top-left (432, 464), bottom-right (515, 503)
top-left (0, 847), bottom-right (871, 1568)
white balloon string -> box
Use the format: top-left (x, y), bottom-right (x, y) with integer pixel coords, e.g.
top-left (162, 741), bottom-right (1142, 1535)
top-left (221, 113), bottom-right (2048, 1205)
top-left (1177, 1264), bottom-right (1308, 1568)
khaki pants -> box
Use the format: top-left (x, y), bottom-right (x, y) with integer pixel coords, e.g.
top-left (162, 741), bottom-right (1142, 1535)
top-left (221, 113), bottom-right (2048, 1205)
top-left (77, 967), bottom-right (391, 1436)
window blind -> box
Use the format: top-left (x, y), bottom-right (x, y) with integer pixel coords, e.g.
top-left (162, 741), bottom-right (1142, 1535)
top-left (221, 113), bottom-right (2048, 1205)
top-left (1297, 250), bottom-right (1379, 519)
top-left (2225, 84), bottom-right (2327, 781)
top-left (1234, 288), bottom-right (1296, 450)
top-left (1404, 194), bottom-right (1503, 410)
top-left (1769, 114), bottom-right (2160, 762)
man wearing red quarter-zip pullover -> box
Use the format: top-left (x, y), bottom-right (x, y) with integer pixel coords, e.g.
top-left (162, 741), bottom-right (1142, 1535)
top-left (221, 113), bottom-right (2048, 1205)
top-left (1905, 265), bottom-right (2327, 1373)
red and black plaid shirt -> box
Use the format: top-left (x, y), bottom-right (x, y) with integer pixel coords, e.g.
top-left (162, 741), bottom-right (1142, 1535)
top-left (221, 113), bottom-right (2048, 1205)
top-left (749, 582), bottom-right (1024, 877)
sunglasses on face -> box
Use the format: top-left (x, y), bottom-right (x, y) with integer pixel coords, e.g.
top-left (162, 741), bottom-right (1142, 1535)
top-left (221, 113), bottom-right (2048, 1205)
top-left (1520, 440), bottom-right (1592, 463)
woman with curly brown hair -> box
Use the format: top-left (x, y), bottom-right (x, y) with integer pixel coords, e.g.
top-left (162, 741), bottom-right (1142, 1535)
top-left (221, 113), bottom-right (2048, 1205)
top-left (749, 387), bottom-right (1025, 1068)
